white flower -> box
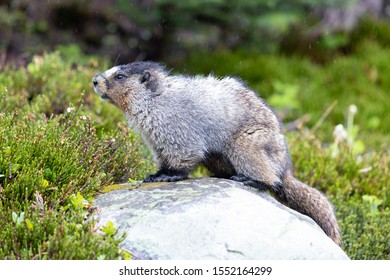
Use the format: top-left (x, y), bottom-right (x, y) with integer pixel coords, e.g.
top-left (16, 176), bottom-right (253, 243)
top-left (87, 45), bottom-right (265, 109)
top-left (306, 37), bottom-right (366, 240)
top-left (348, 104), bottom-right (357, 115)
top-left (66, 107), bottom-right (75, 113)
top-left (333, 124), bottom-right (347, 142)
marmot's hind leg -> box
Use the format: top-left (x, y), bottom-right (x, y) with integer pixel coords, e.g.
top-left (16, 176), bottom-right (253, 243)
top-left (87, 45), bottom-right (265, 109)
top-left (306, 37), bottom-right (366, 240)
top-left (203, 152), bottom-right (236, 178)
top-left (227, 129), bottom-right (289, 191)
top-left (230, 174), bottom-right (270, 190)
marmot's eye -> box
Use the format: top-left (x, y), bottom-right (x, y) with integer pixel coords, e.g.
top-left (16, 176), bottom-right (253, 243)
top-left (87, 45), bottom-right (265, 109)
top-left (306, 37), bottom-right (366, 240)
top-left (115, 74), bottom-right (125, 80)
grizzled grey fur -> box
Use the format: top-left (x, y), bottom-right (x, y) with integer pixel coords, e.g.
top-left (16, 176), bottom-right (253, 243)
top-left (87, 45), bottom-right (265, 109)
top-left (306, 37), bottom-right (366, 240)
top-left (93, 61), bottom-right (341, 244)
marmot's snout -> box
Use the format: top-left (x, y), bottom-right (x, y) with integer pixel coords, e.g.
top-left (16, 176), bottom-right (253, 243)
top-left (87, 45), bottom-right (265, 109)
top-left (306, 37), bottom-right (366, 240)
top-left (92, 74), bottom-right (111, 101)
top-left (92, 76), bottom-right (98, 87)
top-left (92, 74), bottom-right (103, 94)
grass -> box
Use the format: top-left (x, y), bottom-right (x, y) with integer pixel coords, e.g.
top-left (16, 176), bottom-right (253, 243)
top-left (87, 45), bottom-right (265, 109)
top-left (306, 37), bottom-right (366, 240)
top-left (0, 42), bottom-right (389, 259)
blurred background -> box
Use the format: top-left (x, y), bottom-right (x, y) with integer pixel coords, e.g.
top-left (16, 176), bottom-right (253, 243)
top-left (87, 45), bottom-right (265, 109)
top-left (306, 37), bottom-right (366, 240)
top-left (0, 0), bottom-right (389, 64)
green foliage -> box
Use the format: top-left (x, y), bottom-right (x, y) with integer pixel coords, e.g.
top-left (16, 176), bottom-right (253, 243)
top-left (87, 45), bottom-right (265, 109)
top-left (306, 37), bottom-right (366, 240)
top-left (350, 17), bottom-right (390, 50)
top-left (319, 33), bottom-right (349, 51)
top-left (268, 80), bottom-right (301, 111)
top-left (117, 0), bottom-right (352, 52)
top-left (101, 221), bottom-right (117, 238)
top-left (0, 46), bottom-right (152, 259)
top-left (0, 0), bottom-right (377, 64)
top-left (287, 133), bottom-right (389, 259)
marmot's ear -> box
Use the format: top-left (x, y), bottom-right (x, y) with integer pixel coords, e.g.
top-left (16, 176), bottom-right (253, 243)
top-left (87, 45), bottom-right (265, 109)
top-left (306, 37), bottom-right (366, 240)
top-left (140, 71), bottom-right (151, 83)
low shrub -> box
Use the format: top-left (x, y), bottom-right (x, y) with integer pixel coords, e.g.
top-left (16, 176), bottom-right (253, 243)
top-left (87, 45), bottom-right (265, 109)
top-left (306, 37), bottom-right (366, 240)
top-left (0, 46), bottom-right (152, 259)
top-left (287, 132), bottom-right (389, 259)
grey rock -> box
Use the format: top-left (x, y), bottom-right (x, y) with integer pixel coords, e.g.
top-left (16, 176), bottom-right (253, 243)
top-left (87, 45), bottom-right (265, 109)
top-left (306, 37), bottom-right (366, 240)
top-left (94, 178), bottom-right (349, 260)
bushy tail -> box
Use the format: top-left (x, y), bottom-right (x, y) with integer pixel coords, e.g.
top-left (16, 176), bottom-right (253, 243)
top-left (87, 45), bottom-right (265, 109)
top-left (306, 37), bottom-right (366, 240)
top-left (277, 170), bottom-right (341, 245)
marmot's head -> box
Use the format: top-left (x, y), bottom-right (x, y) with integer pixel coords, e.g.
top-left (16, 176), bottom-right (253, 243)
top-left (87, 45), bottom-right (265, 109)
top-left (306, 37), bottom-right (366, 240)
top-left (92, 61), bottom-right (166, 111)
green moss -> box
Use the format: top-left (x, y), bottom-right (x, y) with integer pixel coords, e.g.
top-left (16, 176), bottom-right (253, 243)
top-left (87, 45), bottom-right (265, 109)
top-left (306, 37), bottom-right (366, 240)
top-left (100, 184), bottom-right (130, 193)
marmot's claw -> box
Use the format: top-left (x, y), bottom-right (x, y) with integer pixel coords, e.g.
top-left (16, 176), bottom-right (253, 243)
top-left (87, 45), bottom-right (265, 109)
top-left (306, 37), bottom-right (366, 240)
top-left (143, 174), bottom-right (157, 183)
top-left (230, 174), bottom-right (249, 182)
top-left (143, 172), bottom-right (188, 183)
top-left (230, 174), bottom-right (268, 190)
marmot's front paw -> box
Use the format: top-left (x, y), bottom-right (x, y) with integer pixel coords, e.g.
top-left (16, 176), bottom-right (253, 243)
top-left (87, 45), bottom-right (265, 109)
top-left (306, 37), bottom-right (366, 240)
top-left (143, 170), bottom-right (188, 183)
top-left (143, 173), bottom-right (158, 182)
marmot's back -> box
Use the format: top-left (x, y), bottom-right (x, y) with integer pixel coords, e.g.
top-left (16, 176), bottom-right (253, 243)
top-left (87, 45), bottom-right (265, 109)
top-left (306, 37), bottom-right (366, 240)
top-left (165, 75), bottom-right (281, 133)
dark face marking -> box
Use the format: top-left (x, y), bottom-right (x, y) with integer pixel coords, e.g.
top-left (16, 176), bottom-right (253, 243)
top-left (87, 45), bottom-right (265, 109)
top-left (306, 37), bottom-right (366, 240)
top-left (117, 61), bottom-right (166, 93)
top-left (119, 61), bottom-right (166, 76)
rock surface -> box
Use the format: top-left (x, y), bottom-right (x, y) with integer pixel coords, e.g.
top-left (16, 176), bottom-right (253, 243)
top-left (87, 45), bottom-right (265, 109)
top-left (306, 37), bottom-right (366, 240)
top-left (94, 178), bottom-right (349, 260)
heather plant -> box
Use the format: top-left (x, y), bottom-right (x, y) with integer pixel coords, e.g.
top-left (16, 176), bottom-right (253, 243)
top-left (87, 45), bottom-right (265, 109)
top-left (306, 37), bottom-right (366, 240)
top-left (0, 47), bottom-right (152, 259)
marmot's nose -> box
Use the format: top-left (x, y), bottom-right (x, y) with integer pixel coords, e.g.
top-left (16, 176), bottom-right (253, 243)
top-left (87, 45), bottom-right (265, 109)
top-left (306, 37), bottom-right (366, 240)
top-left (92, 77), bottom-right (98, 86)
